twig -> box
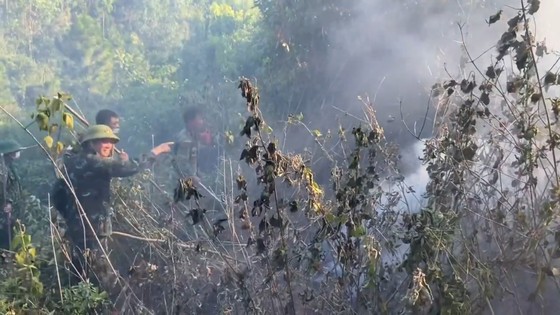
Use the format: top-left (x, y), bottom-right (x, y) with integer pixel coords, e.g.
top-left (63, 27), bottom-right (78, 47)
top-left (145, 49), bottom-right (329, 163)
top-left (64, 102), bottom-right (90, 128)
top-left (111, 231), bottom-right (167, 243)
top-left (47, 193), bottom-right (64, 303)
top-left (399, 95), bottom-right (431, 141)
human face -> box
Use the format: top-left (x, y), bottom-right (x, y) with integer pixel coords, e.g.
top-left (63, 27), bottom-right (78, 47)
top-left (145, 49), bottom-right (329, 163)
top-left (92, 139), bottom-right (115, 158)
top-left (109, 117), bottom-right (120, 133)
top-left (187, 115), bottom-right (204, 133)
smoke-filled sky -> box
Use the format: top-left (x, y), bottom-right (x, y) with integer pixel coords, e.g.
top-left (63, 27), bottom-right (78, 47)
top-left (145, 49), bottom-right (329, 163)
top-left (324, 0), bottom-right (510, 138)
top-left (289, 0), bottom-right (558, 176)
top-left (285, 0), bottom-right (514, 180)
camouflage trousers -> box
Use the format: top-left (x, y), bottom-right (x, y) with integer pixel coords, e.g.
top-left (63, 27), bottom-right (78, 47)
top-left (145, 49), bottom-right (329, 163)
top-left (70, 244), bottom-right (119, 291)
top-left (64, 211), bottom-right (123, 303)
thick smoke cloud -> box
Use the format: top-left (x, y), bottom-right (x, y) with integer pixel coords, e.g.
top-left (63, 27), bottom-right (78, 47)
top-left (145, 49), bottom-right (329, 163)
top-left (282, 1), bottom-right (518, 181)
top-left (324, 1), bottom-right (509, 141)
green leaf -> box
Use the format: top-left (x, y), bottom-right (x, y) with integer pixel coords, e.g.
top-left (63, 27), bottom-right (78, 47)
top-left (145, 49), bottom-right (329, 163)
top-left (312, 129), bottom-right (322, 137)
top-left (28, 247), bottom-right (36, 258)
top-left (351, 225), bottom-right (366, 237)
top-left (63, 112), bottom-right (74, 129)
top-left (288, 112), bottom-right (304, 124)
top-left (224, 130), bottom-right (234, 144)
top-left (15, 252), bottom-right (26, 266)
top-left (44, 136), bottom-right (54, 149)
top-left (262, 124), bottom-right (273, 134)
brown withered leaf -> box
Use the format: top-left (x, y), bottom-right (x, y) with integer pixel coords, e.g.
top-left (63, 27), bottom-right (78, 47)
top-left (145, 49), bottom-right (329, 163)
top-left (190, 208), bottom-right (206, 224)
top-left (507, 14), bottom-right (521, 28)
top-left (497, 30), bottom-right (516, 60)
top-left (515, 44), bottom-right (529, 71)
top-left (528, 0), bottom-right (540, 15)
top-left (480, 92), bottom-right (490, 105)
top-left (507, 77), bottom-right (523, 93)
top-left (530, 93), bottom-right (542, 103)
top-left (234, 192), bottom-right (248, 204)
top-left (486, 10), bottom-right (502, 25)
top-left (213, 222), bottom-right (225, 237)
top-left (544, 72), bottom-right (558, 85)
top-left (174, 178), bottom-right (202, 202)
top-left (240, 116), bottom-right (256, 138)
top-left (443, 80), bottom-right (457, 89)
top-left (536, 41), bottom-right (547, 57)
top-left (460, 79), bottom-right (476, 94)
top-left (236, 175), bottom-right (247, 190)
top-left (240, 145), bottom-right (259, 164)
top-left (485, 66), bottom-right (502, 79)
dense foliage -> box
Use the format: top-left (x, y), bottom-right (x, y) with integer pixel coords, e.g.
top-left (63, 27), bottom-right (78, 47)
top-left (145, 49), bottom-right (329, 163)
top-left (1, 0), bottom-right (560, 314)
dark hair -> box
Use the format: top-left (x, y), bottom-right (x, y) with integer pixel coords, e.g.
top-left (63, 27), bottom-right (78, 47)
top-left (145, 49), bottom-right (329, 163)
top-left (182, 106), bottom-right (202, 124)
top-left (95, 109), bottom-right (119, 125)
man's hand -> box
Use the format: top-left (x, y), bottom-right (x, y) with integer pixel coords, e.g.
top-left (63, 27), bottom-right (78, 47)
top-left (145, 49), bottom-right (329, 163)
top-left (151, 142), bottom-right (174, 156)
top-left (119, 151), bottom-right (129, 162)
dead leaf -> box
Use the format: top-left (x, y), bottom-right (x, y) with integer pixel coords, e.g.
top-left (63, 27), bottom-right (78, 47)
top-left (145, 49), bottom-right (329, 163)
top-left (486, 10), bottom-right (502, 25)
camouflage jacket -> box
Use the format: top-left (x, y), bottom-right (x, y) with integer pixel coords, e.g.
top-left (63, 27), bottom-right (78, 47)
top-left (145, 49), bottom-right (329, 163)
top-left (56, 149), bottom-right (157, 248)
top-left (174, 128), bottom-right (219, 177)
top-left (0, 159), bottom-right (22, 205)
top-left (0, 158), bottom-right (22, 225)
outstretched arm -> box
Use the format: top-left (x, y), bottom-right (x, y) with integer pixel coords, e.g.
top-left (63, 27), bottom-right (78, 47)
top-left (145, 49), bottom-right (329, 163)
top-left (85, 142), bottom-right (173, 178)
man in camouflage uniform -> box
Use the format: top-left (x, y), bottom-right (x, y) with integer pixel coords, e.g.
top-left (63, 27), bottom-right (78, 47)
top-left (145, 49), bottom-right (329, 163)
top-left (52, 124), bottom-right (172, 296)
top-left (0, 140), bottom-right (25, 249)
top-left (1, 140), bottom-right (51, 251)
top-left (95, 109), bottom-right (122, 160)
top-left (175, 106), bottom-right (219, 182)
top-left (95, 109), bottom-right (121, 135)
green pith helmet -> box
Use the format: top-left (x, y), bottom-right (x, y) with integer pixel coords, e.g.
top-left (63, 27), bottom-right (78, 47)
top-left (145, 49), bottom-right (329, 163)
top-left (0, 139), bottom-right (24, 154)
top-left (80, 124), bottom-right (120, 144)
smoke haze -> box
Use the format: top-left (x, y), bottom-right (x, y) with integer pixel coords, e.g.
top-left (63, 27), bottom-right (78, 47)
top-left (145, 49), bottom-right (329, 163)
top-left (321, 0), bottom-right (509, 139)
top-left (300, 1), bottom-right (560, 313)
top-left (281, 1), bottom-right (519, 181)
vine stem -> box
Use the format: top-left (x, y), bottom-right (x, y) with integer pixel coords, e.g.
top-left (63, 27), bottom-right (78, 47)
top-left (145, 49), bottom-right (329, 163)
top-left (255, 124), bottom-right (297, 314)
